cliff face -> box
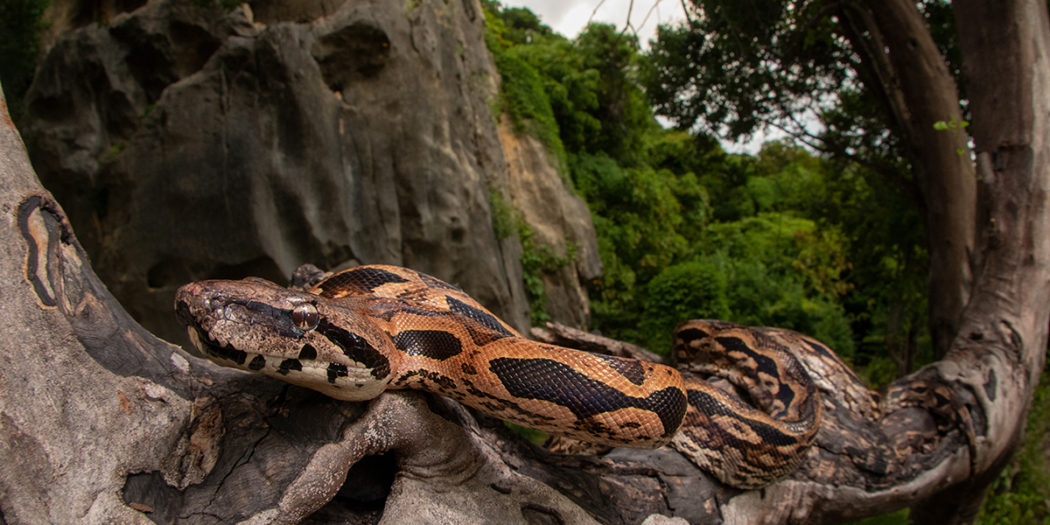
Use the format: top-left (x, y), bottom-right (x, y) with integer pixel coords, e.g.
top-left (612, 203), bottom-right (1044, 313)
top-left (22, 0), bottom-right (599, 343)
top-left (498, 119), bottom-right (601, 327)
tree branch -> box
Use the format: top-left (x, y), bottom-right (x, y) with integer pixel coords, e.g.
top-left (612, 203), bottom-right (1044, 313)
top-left (1, 2), bottom-right (1048, 518)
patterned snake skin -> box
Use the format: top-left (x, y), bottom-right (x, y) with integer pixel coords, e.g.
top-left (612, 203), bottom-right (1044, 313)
top-left (175, 265), bottom-right (826, 488)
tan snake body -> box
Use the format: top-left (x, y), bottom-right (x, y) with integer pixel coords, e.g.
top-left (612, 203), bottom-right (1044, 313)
top-left (175, 264), bottom-right (823, 488)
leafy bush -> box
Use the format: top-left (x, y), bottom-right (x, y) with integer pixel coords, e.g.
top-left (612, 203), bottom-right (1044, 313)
top-left (697, 214), bottom-right (855, 356)
top-left (518, 220), bottom-right (575, 325)
top-left (488, 189), bottom-right (575, 325)
top-left (641, 261), bottom-right (730, 353)
top-left (488, 47), bottom-right (568, 173)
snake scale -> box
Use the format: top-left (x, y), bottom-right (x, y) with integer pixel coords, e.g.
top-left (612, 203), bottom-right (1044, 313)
top-left (175, 264), bottom-right (826, 488)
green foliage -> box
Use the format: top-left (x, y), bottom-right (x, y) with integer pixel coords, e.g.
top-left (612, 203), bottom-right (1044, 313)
top-left (933, 118), bottom-right (971, 156)
top-left (485, 3), bottom-right (659, 172)
top-left (487, 44), bottom-right (568, 172)
top-left (933, 118), bottom-right (969, 131)
top-left (569, 23), bottom-right (657, 166)
top-left (504, 421), bottom-right (548, 445)
top-left (696, 213), bottom-right (855, 355)
top-left (641, 261), bottom-right (729, 352)
top-left (644, 4), bottom-right (849, 139)
top-left (844, 508), bottom-right (911, 525)
top-left (0, 0), bottom-right (49, 120)
top-left (859, 356), bottom-right (903, 390)
top-left (518, 219), bottom-right (576, 325)
top-left (481, 3), bottom-right (1046, 518)
top-left (577, 147), bottom-right (712, 347)
top-left (483, 3), bottom-right (931, 374)
top-left (488, 190), bottom-right (517, 240)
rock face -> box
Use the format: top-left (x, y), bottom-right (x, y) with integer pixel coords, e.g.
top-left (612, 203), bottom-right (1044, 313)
top-left (498, 119), bottom-right (601, 327)
top-left (22, 0), bottom-right (599, 344)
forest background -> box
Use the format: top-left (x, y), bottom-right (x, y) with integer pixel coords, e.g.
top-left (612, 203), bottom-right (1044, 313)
top-left (484, 3), bottom-right (1049, 522)
top-left (1, 0), bottom-right (1047, 521)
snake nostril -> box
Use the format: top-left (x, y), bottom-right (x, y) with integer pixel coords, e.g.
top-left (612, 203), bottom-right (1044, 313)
top-left (174, 282), bottom-right (215, 325)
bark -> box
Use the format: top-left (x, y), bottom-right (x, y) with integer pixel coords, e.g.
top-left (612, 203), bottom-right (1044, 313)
top-left (0, 1), bottom-right (1048, 520)
top-left (909, 0), bottom-right (1050, 522)
top-left (835, 0), bottom-right (978, 358)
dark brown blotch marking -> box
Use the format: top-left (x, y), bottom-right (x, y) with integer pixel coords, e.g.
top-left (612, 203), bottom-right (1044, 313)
top-left (397, 368), bottom-right (457, 392)
top-left (317, 319), bottom-right (390, 378)
top-left (316, 266), bottom-right (409, 297)
top-left (327, 362), bottom-right (348, 383)
top-left (686, 389), bottom-right (799, 448)
top-left (447, 297), bottom-right (514, 337)
top-left (417, 270), bottom-right (464, 292)
top-left (277, 358), bottom-right (302, 375)
top-left (489, 357), bottom-right (687, 437)
top-left (675, 327), bottom-right (710, 343)
top-left (196, 328), bottom-right (249, 365)
top-left (299, 343), bottom-right (317, 360)
top-left (594, 353), bottom-right (648, 385)
top-left (393, 330), bottom-right (463, 360)
top-left (248, 355), bottom-right (266, 371)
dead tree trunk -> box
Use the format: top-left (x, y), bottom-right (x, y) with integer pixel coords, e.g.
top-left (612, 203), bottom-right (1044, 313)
top-left (0, 0), bottom-right (1048, 519)
top-left (836, 0), bottom-right (978, 358)
top-left (908, 0), bottom-right (1050, 522)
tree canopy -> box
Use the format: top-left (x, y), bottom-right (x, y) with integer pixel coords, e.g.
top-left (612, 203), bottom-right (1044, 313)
top-left (645, 0), bottom-right (976, 360)
top-left (484, 1), bottom-right (928, 384)
top-left (483, 1), bottom-right (1050, 520)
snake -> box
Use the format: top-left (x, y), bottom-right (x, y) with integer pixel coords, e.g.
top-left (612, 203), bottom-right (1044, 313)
top-left (175, 264), bottom-right (823, 489)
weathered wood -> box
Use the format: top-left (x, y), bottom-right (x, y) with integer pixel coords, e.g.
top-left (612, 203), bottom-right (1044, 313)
top-left (531, 322), bottom-right (665, 364)
top-left (1, 0), bottom-right (1048, 517)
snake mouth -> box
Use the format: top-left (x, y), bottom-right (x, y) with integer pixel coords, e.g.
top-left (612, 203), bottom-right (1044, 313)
top-left (175, 283), bottom-right (252, 365)
top-left (185, 323), bottom-right (251, 366)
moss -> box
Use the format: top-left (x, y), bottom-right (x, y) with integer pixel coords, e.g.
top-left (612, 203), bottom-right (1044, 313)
top-left (488, 190), bottom-right (517, 240)
top-left (488, 190), bottom-right (576, 325)
top-left (517, 219), bottom-right (575, 325)
top-left (482, 5), bottom-right (568, 176)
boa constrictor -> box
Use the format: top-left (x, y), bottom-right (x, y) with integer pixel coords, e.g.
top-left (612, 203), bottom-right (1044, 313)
top-left (175, 265), bottom-right (825, 489)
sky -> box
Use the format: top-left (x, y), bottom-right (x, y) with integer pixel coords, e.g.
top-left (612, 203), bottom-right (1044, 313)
top-left (499, 0), bottom-right (688, 47)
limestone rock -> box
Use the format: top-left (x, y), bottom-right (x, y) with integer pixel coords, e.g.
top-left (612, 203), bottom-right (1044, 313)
top-left (21, 0), bottom-right (604, 345)
top-left (498, 119), bottom-right (602, 327)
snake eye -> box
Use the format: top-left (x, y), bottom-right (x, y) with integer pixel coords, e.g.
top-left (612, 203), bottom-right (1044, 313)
top-left (292, 303), bottom-right (320, 331)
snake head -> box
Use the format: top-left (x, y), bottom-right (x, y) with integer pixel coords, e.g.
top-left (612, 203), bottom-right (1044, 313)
top-left (175, 278), bottom-right (396, 401)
